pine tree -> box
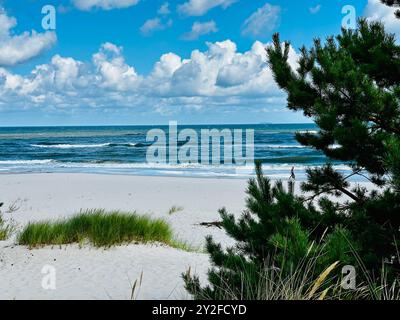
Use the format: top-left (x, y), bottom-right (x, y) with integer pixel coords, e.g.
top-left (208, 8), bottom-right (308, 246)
top-left (183, 162), bottom-right (354, 299)
top-left (266, 19), bottom-right (400, 273)
top-left (184, 20), bottom-right (400, 299)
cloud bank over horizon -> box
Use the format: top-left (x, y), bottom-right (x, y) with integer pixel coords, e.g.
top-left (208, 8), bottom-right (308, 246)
top-left (0, 38), bottom-right (298, 117)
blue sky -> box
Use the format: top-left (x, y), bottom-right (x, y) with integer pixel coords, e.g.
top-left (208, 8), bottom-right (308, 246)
top-left (0, 0), bottom-right (397, 126)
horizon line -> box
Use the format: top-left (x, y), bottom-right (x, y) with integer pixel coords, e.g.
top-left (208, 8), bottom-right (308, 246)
top-left (0, 122), bottom-right (316, 128)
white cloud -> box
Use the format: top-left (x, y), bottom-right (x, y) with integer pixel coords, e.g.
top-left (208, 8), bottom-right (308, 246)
top-left (182, 21), bottom-right (218, 40)
top-left (0, 40), bottom-right (299, 114)
top-left (158, 2), bottom-right (170, 15)
top-left (242, 3), bottom-right (281, 38)
top-left (72, 0), bottom-right (139, 11)
top-left (140, 2), bottom-right (173, 36)
top-left (51, 55), bottom-right (84, 89)
top-left (92, 42), bottom-right (140, 91)
top-left (309, 5), bottom-right (321, 14)
top-left (0, 8), bottom-right (56, 66)
top-left (140, 18), bottom-right (172, 36)
top-left (178, 0), bottom-right (237, 17)
top-left (365, 0), bottom-right (400, 35)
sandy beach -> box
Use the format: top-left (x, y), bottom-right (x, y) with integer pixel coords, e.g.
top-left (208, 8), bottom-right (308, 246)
top-left (0, 173), bottom-right (374, 300)
top-left (0, 173), bottom-right (249, 300)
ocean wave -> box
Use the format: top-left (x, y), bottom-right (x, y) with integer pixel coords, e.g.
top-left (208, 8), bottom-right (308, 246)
top-left (0, 159), bottom-right (54, 165)
top-left (297, 130), bottom-right (318, 134)
top-left (31, 143), bottom-right (139, 149)
top-left (0, 159), bottom-right (358, 179)
top-left (107, 143), bottom-right (139, 148)
top-left (260, 144), bottom-right (308, 149)
top-left (0, 159), bottom-right (352, 171)
top-left (29, 141), bottom-right (208, 149)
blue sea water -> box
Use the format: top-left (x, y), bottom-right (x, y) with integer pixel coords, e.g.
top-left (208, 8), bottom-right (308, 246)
top-left (0, 124), bottom-right (352, 179)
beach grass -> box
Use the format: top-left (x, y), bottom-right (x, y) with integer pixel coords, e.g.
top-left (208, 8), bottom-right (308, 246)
top-left (17, 209), bottom-right (185, 249)
top-left (0, 203), bottom-right (16, 241)
top-left (0, 217), bottom-right (14, 240)
top-left (168, 205), bottom-right (184, 215)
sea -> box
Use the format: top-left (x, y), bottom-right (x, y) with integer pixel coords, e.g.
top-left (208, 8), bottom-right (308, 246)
top-left (0, 123), bottom-right (355, 180)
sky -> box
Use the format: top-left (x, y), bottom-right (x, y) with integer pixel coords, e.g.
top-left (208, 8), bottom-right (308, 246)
top-left (0, 0), bottom-right (398, 126)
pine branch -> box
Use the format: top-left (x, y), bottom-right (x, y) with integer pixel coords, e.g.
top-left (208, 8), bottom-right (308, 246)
top-left (367, 115), bottom-right (400, 135)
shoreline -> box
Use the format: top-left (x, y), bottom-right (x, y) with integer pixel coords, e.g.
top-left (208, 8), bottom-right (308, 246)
top-left (0, 164), bottom-right (365, 182)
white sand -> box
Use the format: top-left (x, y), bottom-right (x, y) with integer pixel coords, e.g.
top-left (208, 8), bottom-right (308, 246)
top-left (0, 173), bottom-right (374, 300)
top-left (0, 173), bottom-right (248, 300)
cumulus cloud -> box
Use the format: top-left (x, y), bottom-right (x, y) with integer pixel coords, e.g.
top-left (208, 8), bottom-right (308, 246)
top-left (365, 0), bottom-right (400, 35)
top-left (182, 21), bottom-right (218, 40)
top-left (309, 5), bottom-right (321, 14)
top-left (0, 39), bottom-right (299, 114)
top-left (72, 0), bottom-right (139, 11)
top-left (0, 8), bottom-right (56, 66)
top-left (242, 3), bottom-right (281, 38)
top-left (178, 0), bottom-right (238, 17)
top-left (140, 18), bottom-right (172, 36)
top-left (92, 42), bottom-right (140, 91)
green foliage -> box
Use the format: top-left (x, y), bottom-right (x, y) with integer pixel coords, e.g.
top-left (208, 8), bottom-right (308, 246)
top-left (386, 137), bottom-right (400, 192)
top-left (268, 20), bottom-right (400, 181)
top-left (184, 20), bottom-right (400, 300)
top-left (266, 19), bottom-right (400, 275)
top-left (18, 209), bottom-right (177, 248)
top-left (184, 162), bottom-right (355, 299)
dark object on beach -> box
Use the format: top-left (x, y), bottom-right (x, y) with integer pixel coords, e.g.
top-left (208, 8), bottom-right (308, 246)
top-left (0, 203), bottom-right (3, 208)
top-left (288, 181), bottom-right (294, 195)
top-left (381, 0), bottom-right (400, 18)
top-left (197, 221), bottom-right (223, 229)
top-left (288, 167), bottom-right (296, 195)
top-left (290, 167), bottom-right (295, 180)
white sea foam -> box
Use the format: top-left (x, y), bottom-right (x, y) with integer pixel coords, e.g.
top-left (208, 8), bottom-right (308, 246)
top-left (0, 159), bottom-right (54, 165)
top-left (31, 143), bottom-right (110, 149)
top-left (261, 144), bottom-right (307, 149)
top-left (0, 161), bottom-right (360, 179)
top-left (6, 160), bottom-right (348, 171)
top-left (31, 143), bottom-right (137, 149)
top-left (0, 159), bottom-right (353, 172)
